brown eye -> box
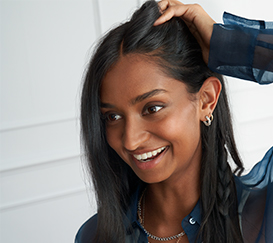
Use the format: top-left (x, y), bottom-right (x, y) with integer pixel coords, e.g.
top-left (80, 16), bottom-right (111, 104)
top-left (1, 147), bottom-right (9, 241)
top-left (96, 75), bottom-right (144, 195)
top-left (106, 113), bottom-right (122, 122)
top-left (143, 105), bottom-right (163, 115)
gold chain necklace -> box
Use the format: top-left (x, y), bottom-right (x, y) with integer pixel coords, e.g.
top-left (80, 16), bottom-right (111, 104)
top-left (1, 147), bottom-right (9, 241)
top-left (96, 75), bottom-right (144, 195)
top-left (137, 189), bottom-right (185, 243)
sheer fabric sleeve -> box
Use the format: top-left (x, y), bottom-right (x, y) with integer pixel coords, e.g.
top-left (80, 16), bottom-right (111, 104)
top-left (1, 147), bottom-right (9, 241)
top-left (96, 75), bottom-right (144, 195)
top-left (208, 12), bottom-right (273, 84)
top-left (236, 147), bottom-right (273, 242)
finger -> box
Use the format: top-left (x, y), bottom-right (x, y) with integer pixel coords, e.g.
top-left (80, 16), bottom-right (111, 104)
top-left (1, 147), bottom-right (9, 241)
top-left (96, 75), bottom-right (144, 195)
top-left (154, 2), bottom-right (189, 26)
top-left (157, 0), bottom-right (169, 11)
top-left (154, 7), bottom-right (176, 26)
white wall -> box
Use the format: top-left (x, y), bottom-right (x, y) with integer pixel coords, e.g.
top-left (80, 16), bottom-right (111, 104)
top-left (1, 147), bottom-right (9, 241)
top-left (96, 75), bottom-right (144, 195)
top-left (0, 0), bottom-right (272, 242)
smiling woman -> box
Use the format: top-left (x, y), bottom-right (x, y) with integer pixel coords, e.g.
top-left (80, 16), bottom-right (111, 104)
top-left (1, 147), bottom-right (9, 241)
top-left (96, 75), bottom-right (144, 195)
top-left (76, 1), bottom-right (273, 243)
top-left (99, 52), bottom-right (221, 187)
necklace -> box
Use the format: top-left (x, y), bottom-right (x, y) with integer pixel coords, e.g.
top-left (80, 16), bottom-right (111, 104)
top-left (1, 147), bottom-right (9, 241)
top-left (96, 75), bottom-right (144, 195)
top-left (137, 189), bottom-right (185, 242)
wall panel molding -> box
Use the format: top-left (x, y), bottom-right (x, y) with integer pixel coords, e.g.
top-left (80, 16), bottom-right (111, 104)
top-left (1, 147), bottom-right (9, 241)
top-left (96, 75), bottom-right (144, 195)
top-left (1, 118), bottom-right (81, 170)
top-left (92, 0), bottom-right (102, 37)
top-left (0, 114), bottom-right (77, 132)
top-left (0, 153), bottom-right (81, 173)
top-left (0, 186), bottom-right (88, 212)
top-left (0, 155), bottom-right (89, 207)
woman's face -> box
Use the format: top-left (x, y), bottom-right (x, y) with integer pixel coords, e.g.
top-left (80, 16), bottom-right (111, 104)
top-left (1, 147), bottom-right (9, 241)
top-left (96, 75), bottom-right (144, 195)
top-left (100, 54), bottom-right (203, 184)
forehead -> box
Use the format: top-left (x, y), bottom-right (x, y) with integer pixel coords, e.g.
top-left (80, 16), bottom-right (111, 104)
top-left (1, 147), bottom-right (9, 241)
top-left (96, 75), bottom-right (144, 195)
top-left (103, 54), bottom-right (164, 85)
top-left (100, 54), bottom-right (179, 102)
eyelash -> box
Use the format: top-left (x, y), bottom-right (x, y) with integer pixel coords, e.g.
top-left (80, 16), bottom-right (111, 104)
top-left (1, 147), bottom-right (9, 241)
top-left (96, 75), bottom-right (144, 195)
top-left (103, 105), bottom-right (164, 123)
top-left (103, 113), bottom-right (122, 122)
top-left (143, 105), bottom-right (164, 115)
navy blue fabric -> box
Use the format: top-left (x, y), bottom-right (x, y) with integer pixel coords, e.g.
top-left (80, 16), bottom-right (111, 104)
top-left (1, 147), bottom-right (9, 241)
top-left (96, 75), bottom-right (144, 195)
top-left (75, 215), bottom-right (97, 243)
top-left (75, 147), bottom-right (273, 243)
top-left (208, 12), bottom-right (273, 84)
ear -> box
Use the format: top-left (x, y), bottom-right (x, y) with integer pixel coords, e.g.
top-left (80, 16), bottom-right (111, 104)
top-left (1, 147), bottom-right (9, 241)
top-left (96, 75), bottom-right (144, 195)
top-left (198, 77), bottom-right (222, 122)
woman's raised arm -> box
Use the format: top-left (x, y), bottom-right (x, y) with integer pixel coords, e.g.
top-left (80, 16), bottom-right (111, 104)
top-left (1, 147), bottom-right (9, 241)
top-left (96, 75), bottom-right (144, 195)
top-left (209, 12), bottom-right (273, 84)
top-left (155, 0), bottom-right (273, 84)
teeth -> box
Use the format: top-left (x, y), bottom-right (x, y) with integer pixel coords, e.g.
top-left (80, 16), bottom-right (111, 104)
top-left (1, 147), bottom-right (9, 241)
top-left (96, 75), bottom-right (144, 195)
top-left (141, 153), bottom-right (148, 160)
top-left (152, 151), bottom-right (157, 156)
top-left (133, 146), bottom-right (166, 161)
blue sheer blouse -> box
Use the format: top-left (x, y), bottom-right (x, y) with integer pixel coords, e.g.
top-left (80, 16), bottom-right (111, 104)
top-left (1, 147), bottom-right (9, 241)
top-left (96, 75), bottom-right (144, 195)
top-left (208, 14), bottom-right (273, 241)
top-left (209, 12), bottom-right (273, 84)
top-left (75, 148), bottom-right (273, 242)
top-left (236, 147), bottom-right (273, 242)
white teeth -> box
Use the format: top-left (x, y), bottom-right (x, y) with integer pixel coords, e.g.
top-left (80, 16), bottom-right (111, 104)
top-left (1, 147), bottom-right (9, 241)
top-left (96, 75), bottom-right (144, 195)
top-left (133, 146), bottom-right (166, 161)
top-left (141, 154), bottom-right (148, 160)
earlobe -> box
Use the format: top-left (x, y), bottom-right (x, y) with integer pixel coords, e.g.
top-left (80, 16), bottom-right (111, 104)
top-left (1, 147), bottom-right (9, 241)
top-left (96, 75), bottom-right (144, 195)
top-left (199, 77), bottom-right (222, 122)
top-left (203, 113), bottom-right (214, 126)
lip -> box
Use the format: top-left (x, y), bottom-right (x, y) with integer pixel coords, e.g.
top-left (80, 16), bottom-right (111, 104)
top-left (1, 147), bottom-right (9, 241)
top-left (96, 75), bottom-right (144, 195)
top-left (131, 146), bottom-right (169, 170)
top-left (131, 146), bottom-right (166, 155)
top-left (132, 146), bottom-right (166, 160)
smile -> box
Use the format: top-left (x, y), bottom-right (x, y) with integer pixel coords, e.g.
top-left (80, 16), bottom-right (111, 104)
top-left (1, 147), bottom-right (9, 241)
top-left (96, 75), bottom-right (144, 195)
top-left (133, 146), bottom-right (166, 162)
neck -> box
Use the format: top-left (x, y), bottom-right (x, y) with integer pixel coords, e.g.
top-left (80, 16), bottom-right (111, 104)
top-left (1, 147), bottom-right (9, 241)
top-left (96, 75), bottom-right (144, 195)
top-left (146, 177), bottom-right (200, 221)
top-left (139, 140), bottom-right (202, 239)
top-left (142, 160), bottom-right (201, 236)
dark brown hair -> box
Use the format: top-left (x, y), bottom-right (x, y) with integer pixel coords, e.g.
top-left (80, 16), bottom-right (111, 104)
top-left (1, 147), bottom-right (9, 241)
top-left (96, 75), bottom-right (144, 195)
top-left (81, 1), bottom-right (244, 242)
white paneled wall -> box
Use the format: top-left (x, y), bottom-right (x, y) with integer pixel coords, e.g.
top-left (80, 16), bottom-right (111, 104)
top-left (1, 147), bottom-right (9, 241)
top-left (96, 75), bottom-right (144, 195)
top-left (98, 0), bottom-right (139, 33)
top-left (1, 0), bottom-right (272, 243)
top-left (0, 0), bottom-right (100, 242)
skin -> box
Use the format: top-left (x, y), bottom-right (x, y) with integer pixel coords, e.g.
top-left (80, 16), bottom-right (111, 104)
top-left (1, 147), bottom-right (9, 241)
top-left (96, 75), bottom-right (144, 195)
top-left (100, 54), bottom-right (221, 242)
top-left (154, 0), bottom-right (216, 64)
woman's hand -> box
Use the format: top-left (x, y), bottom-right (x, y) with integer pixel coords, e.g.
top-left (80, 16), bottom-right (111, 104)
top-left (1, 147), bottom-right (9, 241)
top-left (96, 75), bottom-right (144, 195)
top-left (154, 0), bottom-right (215, 64)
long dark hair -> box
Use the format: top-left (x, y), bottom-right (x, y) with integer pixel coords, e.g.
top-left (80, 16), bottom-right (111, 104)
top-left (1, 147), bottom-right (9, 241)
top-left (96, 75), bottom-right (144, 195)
top-left (81, 1), bottom-right (244, 242)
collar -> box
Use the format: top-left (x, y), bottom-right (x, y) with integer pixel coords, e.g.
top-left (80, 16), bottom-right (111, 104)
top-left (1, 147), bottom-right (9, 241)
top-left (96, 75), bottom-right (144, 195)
top-left (125, 186), bottom-right (202, 236)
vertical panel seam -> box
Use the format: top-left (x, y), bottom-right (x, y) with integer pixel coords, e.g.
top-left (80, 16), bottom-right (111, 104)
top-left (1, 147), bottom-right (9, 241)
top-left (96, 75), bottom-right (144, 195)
top-left (93, 0), bottom-right (102, 37)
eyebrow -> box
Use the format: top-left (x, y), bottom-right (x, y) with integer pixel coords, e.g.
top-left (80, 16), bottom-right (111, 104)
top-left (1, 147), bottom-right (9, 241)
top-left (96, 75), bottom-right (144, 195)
top-left (100, 89), bottom-right (167, 108)
top-left (131, 89), bottom-right (167, 105)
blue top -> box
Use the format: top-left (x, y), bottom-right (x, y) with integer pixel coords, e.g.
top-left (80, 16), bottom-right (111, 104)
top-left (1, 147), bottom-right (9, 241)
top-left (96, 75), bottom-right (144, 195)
top-left (209, 12), bottom-right (273, 84)
top-left (75, 147), bottom-right (273, 242)
top-left (75, 12), bottom-right (273, 243)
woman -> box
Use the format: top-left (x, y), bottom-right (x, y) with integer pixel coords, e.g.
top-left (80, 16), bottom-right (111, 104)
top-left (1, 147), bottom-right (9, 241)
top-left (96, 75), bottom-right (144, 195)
top-left (76, 1), bottom-right (273, 242)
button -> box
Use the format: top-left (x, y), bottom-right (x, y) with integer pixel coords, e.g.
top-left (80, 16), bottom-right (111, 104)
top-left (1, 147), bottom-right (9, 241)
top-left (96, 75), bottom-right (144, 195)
top-left (189, 217), bottom-right (196, 225)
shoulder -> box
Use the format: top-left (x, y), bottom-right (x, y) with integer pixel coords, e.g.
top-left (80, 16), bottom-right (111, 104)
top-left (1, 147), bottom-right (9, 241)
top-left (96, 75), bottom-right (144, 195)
top-left (235, 146), bottom-right (273, 206)
top-left (75, 214), bottom-right (98, 243)
top-left (235, 147), bottom-right (273, 241)
top-left (237, 146), bottom-right (273, 189)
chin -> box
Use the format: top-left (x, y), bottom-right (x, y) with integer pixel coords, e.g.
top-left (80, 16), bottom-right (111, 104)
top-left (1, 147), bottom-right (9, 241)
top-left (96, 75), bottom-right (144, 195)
top-left (135, 170), bottom-right (172, 184)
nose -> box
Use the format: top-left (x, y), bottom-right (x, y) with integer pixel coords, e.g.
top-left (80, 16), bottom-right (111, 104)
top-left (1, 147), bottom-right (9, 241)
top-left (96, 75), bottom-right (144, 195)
top-left (122, 117), bottom-right (149, 151)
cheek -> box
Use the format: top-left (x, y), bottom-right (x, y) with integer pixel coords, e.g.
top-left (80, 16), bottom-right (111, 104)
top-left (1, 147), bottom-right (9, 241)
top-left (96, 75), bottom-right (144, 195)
top-left (156, 105), bottom-right (201, 145)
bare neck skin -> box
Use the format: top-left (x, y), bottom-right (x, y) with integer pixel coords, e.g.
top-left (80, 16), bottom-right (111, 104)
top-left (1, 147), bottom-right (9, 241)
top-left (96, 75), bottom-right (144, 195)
top-left (142, 139), bottom-right (202, 239)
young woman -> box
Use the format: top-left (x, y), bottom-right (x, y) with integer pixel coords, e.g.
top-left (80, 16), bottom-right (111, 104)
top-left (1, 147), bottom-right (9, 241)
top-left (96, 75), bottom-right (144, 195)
top-left (76, 1), bottom-right (273, 242)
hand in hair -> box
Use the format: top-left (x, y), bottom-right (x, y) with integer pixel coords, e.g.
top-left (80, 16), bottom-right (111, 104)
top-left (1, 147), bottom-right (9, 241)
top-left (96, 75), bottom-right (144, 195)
top-left (154, 0), bottom-right (215, 64)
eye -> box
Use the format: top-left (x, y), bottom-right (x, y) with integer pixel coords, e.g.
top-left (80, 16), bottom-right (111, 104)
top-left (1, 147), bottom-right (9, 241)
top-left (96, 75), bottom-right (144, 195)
top-left (143, 105), bottom-right (164, 115)
top-left (104, 113), bottom-right (122, 122)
